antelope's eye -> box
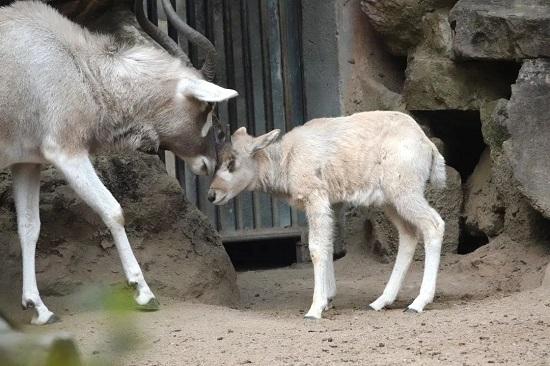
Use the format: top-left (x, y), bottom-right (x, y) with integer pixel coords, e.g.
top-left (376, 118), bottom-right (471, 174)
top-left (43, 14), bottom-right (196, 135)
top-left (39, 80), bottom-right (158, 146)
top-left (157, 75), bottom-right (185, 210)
top-left (227, 159), bottom-right (235, 172)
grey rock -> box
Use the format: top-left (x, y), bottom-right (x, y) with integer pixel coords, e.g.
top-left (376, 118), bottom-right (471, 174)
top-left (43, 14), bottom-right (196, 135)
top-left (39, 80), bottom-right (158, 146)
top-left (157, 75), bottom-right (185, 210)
top-left (491, 150), bottom-right (550, 242)
top-left (503, 59), bottom-right (550, 219)
top-left (403, 10), bottom-right (512, 110)
top-left (426, 166), bottom-right (463, 254)
top-left (360, 0), bottom-right (457, 56)
top-left (472, 98), bottom-right (550, 242)
top-left (450, 0), bottom-right (550, 60)
top-left (480, 99), bottom-right (510, 151)
top-left (463, 149), bottom-right (504, 238)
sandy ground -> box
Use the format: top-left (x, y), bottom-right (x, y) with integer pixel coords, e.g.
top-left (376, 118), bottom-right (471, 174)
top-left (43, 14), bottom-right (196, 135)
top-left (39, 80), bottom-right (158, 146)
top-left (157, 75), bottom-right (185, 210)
top-left (14, 239), bottom-right (550, 366)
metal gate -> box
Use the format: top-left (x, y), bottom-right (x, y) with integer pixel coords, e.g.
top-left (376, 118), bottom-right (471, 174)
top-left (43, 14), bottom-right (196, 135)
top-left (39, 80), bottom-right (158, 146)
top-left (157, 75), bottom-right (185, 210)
top-left (145, 0), bottom-right (308, 247)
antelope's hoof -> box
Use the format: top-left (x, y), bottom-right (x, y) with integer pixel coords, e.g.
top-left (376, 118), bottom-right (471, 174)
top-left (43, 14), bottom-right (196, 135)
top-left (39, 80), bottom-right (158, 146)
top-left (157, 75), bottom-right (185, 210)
top-left (137, 298), bottom-right (160, 311)
top-left (31, 312), bottom-right (60, 326)
top-left (404, 308), bottom-right (420, 314)
top-left (46, 314), bottom-right (61, 324)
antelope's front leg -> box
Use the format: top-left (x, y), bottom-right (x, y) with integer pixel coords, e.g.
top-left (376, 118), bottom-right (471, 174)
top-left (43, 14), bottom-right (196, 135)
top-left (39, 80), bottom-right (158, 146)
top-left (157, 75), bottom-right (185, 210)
top-left (304, 198), bottom-right (334, 320)
top-left (46, 151), bottom-right (158, 310)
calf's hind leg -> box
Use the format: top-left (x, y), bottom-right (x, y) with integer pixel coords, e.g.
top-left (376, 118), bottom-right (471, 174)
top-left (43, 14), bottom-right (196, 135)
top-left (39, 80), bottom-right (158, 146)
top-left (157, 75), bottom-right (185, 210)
top-left (13, 163), bottom-right (57, 325)
top-left (369, 206), bottom-right (418, 311)
top-left (395, 195), bottom-right (444, 313)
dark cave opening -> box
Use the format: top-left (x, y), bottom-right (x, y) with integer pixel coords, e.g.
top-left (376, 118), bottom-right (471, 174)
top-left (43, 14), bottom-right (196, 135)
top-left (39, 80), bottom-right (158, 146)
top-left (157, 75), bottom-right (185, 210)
top-left (414, 110), bottom-right (487, 182)
top-left (457, 218), bottom-right (490, 254)
top-left (223, 237), bottom-right (298, 271)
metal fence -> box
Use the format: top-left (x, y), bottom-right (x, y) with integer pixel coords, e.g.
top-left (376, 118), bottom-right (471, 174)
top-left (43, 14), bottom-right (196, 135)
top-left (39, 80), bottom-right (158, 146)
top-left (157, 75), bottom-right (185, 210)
top-left (145, 0), bottom-right (308, 250)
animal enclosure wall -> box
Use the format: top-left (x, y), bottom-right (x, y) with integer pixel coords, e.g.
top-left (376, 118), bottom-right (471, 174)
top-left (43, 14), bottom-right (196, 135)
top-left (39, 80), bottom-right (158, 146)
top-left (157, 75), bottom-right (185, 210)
top-left (145, 0), bottom-right (319, 253)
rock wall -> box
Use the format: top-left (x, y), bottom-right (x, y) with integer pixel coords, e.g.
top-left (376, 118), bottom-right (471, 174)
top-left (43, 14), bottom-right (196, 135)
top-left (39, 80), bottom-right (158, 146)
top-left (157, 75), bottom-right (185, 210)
top-left (342, 0), bottom-right (550, 263)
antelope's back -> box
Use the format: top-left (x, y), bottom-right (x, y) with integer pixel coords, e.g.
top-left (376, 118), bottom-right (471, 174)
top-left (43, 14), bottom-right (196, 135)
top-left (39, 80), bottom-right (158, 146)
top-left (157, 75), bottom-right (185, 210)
top-left (0, 2), bottom-right (97, 146)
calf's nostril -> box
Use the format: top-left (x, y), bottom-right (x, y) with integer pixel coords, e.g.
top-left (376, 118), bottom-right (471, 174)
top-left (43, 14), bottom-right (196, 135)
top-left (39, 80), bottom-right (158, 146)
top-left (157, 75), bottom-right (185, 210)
top-left (208, 191), bottom-right (216, 203)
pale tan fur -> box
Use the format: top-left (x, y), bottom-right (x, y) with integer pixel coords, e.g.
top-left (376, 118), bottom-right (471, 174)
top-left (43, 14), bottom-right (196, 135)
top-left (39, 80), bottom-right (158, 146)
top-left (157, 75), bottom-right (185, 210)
top-left (210, 111), bottom-right (446, 319)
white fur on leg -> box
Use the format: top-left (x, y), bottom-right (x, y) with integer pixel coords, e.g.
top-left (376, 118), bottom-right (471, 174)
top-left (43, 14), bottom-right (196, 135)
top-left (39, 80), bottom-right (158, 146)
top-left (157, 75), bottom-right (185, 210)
top-left (408, 216), bottom-right (444, 312)
top-left (13, 164), bottom-right (57, 325)
top-left (45, 151), bottom-right (157, 307)
top-left (325, 257), bottom-right (336, 310)
top-left (305, 246), bottom-right (329, 319)
top-left (304, 198), bottom-right (333, 320)
top-left (370, 214), bottom-right (418, 311)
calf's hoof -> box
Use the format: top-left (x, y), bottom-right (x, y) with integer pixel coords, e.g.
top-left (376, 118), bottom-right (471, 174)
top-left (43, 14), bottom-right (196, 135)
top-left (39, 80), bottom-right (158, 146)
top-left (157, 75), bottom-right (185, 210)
top-left (304, 307), bottom-right (323, 320)
top-left (304, 314), bottom-right (322, 320)
top-left (403, 308), bottom-right (420, 314)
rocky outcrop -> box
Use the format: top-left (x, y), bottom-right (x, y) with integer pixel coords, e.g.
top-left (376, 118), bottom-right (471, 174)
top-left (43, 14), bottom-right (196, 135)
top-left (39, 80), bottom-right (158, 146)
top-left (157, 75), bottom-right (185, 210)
top-left (360, 0), bottom-right (457, 56)
top-left (403, 9), bottom-right (514, 110)
top-left (462, 149), bottom-right (504, 239)
top-left (357, 0), bottom-right (550, 270)
top-left (0, 154), bottom-right (239, 309)
top-left (450, 0), bottom-right (550, 61)
top-left (502, 59), bottom-right (550, 219)
top-left (461, 96), bottom-right (550, 244)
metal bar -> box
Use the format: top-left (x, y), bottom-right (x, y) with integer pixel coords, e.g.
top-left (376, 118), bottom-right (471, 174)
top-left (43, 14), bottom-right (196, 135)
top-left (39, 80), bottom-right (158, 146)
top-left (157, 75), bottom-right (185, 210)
top-left (205, 0), bottom-right (214, 42)
top-left (222, 228), bottom-right (304, 243)
top-left (222, 0), bottom-right (241, 230)
top-left (259, 0), bottom-right (279, 228)
top-left (175, 157), bottom-right (186, 194)
top-left (266, 0), bottom-right (291, 228)
top-left (212, 0), bottom-right (235, 232)
top-left (167, 0), bottom-right (178, 42)
top-left (185, 0), bottom-right (197, 65)
top-left (248, 0), bottom-right (272, 229)
top-left (279, 0), bottom-right (305, 228)
top-left (240, 0), bottom-right (262, 230)
top-left (230, 0), bottom-right (252, 230)
top-left (147, 0), bottom-right (158, 25)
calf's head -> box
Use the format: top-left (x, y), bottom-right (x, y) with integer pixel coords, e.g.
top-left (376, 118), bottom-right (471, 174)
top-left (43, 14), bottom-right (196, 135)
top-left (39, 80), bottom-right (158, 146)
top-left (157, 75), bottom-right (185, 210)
top-left (158, 78), bottom-right (238, 176)
top-left (208, 127), bottom-right (280, 205)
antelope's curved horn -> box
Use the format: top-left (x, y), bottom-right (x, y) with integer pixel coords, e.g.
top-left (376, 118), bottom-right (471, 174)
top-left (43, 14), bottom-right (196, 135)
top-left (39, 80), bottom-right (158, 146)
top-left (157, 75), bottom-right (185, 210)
top-left (160, 0), bottom-right (216, 81)
top-left (134, 0), bottom-right (191, 66)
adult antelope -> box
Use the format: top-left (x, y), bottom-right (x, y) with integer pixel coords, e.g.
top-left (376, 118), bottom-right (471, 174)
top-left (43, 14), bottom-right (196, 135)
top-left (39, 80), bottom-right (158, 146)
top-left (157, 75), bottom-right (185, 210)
top-left (0, 0), bottom-right (237, 324)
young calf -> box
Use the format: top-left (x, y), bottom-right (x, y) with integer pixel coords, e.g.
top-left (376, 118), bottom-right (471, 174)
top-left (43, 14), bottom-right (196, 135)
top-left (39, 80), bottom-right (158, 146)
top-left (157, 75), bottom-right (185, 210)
top-left (209, 111), bottom-right (446, 319)
top-left (0, 1), bottom-right (237, 324)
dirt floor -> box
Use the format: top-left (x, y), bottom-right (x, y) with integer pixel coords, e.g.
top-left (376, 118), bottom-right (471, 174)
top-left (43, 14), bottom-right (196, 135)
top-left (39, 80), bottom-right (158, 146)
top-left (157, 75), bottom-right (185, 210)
top-left (9, 235), bottom-right (549, 366)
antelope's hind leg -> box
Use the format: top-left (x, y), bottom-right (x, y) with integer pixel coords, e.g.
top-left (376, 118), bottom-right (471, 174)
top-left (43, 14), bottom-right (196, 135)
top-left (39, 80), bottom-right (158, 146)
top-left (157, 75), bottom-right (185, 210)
top-left (13, 163), bottom-right (58, 325)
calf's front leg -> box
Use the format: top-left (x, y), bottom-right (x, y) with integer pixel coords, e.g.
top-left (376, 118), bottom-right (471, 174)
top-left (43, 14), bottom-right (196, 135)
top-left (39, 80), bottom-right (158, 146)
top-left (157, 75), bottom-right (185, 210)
top-left (45, 150), bottom-right (158, 309)
top-left (304, 198), bottom-right (334, 320)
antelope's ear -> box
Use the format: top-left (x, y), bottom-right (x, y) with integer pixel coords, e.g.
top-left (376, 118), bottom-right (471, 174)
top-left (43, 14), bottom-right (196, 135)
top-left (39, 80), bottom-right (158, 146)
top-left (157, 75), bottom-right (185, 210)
top-left (177, 78), bottom-right (238, 102)
top-left (249, 129), bottom-right (280, 154)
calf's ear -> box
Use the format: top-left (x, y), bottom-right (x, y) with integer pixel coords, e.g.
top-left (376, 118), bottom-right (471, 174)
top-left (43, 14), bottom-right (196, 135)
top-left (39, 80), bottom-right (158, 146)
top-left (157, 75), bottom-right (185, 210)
top-left (250, 129), bottom-right (281, 154)
top-left (177, 78), bottom-right (238, 102)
